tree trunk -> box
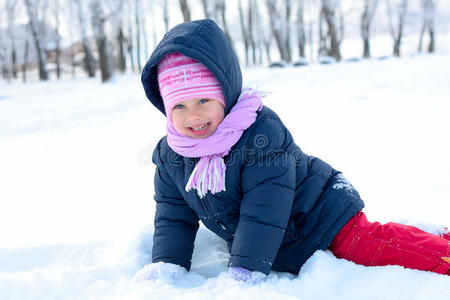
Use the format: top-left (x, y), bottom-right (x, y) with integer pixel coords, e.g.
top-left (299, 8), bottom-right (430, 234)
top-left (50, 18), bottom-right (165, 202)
top-left (238, 0), bottom-right (249, 66)
top-left (361, 0), bottom-right (371, 57)
top-left (24, 0), bottom-right (49, 81)
top-left (97, 36), bottom-right (113, 82)
top-left (11, 49), bottom-right (18, 79)
top-left (163, 0), bottom-right (169, 32)
top-left (22, 40), bottom-right (29, 83)
top-left (90, 0), bottom-right (114, 82)
top-left (117, 28), bottom-right (126, 73)
top-left (248, 0), bottom-right (257, 64)
top-left (74, 0), bottom-right (96, 77)
top-left (387, 0), bottom-right (408, 57)
top-left (216, 0), bottom-right (237, 58)
top-left (322, 1), bottom-right (341, 61)
top-left (417, 21), bottom-right (425, 52)
top-left (201, 0), bottom-right (212, 19)
top-left (284, 0), bottom-right (292, 62)
top-left (135, 0), bottom-right (142, 70)
top-left (296, 0), bottom-right (306, 58)
top-left (266, 0), bottom-right (290, 62)
top-left (318, 9), bottom-right (327, 57)
top-left (427, 0), bottom-right (435, 53)
top-left (53, 0), bottom-right (62, 79)
top-left (179, 0), bottom-right (191, 22)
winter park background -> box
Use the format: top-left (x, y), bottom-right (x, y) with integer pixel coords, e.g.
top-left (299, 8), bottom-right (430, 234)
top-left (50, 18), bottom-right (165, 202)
top-left (1, 1), bottom-right (450, 299)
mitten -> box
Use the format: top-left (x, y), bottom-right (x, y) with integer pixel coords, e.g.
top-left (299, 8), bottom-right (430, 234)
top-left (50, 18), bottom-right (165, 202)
top-left (228, 266), bottom-right (267, 284)
top-left (133, 262), bottom-right (187, 282)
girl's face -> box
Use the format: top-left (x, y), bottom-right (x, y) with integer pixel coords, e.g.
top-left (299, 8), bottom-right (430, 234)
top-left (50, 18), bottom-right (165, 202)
top-left (171, 98), bottom-right (225, 139)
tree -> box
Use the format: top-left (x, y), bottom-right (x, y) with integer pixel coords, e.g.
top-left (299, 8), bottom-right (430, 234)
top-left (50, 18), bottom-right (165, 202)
top-left (24, 0), bottom-right (49, 81)
top-left (179, 0), bottom-right (191, 22)
top-left (266, 0), bottom-right (292, 63)
top-left (5, 0), bottom-right (20, 80)
top-left (296, 0), bottom-right (306, 58)
top-left (320, 0), bottom-right (341, 61)
top-left (134, 0), bottom-right (143, 70)
top-left (162, 0), bottom-right (169, 32)
top-left (201, 0), bottom-right (217, 20)
top-left (89, 0), bottom-right (116, 82)
top-left (386, 0), bottom-right (408, 57)
top-left (418, 0), bottom-right (435, 53)
top-left (73, 0), bottom-right (96, 77)
top-left (51, 0), bottom-right (62, 79)
top-left (216, 0), bottom-right (236, 56)
top-left (238, 0), bottom-right (250, 65)
top-left (361, 0), bottom-right (379, 58)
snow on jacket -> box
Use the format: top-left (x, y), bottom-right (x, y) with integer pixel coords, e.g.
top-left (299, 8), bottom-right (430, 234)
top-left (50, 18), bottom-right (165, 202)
top-left (141, 19), bottom-right (364, 275)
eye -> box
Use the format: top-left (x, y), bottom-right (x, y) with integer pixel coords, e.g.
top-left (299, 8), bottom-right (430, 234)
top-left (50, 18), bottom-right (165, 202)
top-left (174, 104), bottom-right (185, 110)
top-left (198, 98), bottom-right (209, 104)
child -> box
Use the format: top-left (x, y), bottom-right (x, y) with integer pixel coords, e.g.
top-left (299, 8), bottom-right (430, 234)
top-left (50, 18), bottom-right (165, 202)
top-left (140, 19), bottom-right (450, 283)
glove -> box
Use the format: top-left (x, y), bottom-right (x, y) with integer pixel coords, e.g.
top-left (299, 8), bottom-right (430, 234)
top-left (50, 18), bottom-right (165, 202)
top-left (133, 262), bottom-right (187, 282)
top-left (228, 266), bottom-right (267, 284)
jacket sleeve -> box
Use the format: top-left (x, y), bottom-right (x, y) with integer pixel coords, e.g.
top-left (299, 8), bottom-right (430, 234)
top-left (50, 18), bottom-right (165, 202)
top-left (229, 119), bottom-right (296, 275)
top-left (152, 140), bottom-right (200, 271)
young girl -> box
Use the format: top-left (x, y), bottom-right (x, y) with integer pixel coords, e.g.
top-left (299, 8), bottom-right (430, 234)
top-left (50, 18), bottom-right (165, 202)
top-left (140, 19), bottom-right (450, 283)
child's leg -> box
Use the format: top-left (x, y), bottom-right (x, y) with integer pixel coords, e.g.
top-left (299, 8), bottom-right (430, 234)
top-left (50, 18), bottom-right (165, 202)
top-left (329, 212), bottom-right (450, 275)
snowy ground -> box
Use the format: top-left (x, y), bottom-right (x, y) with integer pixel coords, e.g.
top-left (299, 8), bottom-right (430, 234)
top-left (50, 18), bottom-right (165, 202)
top-left (1, 51), bottom-right (450, 299)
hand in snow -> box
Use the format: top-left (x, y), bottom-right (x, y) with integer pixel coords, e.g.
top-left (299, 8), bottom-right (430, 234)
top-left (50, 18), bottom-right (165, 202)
top-left (133, 262), bottom-right (187, 282)
top-left (228, 266), bottom-right (267, 284)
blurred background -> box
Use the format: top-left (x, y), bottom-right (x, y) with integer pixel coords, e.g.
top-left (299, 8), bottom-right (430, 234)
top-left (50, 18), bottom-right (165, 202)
top-left (0, 0), bottom-right (449, 84)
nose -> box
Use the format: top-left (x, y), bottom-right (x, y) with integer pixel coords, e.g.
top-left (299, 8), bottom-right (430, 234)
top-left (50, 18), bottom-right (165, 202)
top-left (185, 107), bottom-right (203, 124)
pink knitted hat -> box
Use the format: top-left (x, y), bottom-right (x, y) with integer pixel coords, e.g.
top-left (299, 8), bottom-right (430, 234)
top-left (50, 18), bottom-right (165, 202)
top-left (157, 52), bottom-right (225, 123)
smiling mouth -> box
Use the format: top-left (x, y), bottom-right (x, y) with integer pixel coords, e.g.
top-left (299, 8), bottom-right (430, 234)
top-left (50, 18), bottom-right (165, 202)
top-left (189, 123), bottom-right (210, 131)
top-left (188, 122), bottom-right (211, 136)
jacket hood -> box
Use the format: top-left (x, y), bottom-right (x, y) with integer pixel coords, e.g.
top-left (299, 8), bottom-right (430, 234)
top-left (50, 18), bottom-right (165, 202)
top-left (141, 19), bottom-right (243, 116)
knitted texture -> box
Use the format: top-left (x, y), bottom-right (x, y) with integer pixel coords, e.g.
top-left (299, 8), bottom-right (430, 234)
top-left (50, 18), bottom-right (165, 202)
top-left (157, 52), bottom-right (225, 123)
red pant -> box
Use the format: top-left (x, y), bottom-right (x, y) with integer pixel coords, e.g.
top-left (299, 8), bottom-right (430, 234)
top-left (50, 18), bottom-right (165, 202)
top-left (329, 212), bottom-right (450, 275)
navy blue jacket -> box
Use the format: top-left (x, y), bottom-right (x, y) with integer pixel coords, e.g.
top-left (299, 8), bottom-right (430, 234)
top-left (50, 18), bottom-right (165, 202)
top-left (141, 19), bottom-right (364, 275)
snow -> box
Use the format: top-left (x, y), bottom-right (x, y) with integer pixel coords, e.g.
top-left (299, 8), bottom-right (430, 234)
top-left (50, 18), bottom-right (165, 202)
top-left (1, 49), bottom-right (450, 299)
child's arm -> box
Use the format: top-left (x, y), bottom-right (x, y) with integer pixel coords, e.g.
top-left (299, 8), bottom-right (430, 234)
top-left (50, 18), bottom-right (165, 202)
top-left (151, 141), bottom-right (200, 272)
top-left (229, 119), bottom-right (296, 275)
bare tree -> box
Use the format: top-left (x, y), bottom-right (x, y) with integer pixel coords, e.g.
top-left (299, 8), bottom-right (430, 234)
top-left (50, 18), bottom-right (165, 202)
top-left (67, 0), bottom-right (76, 78)
top-left (248, 0), bottom-right (257, 64)
top-left (22, 40), bottom-right (30, 83)
top-left (418, 0), bottom-right (435, 53)
top-left (179, 0), bottom-right (191, 22)
top-left (134, 0), bottom-right (143, 70)
top-left (296, 0), bottom-right (306, 58)
top-left (238, 0), bottom-right (250, 65)
top-left (24, 0), bottom-right (49, 81)
top-left (386, 0), bottom-right (408, 57)
top-left (90, 0), bottom-right (117, 82)
top-left (216, 0), bottom-right (235, 55)
top-left (201, 0), bottom-right (216, 20)
top-left (73, 0), bottom-right (96, 77)
top-left (320, 0), bottom-right (341, 61)
top-left (284, 0), bottom-right (292, 61)
top-left (111, 0), bottom-right (127, 73)
top-left (162, 0), bottom-right (169, 32)
top-left (266, 0), bottom-right (291, 62)
top-left (5, 0), bottom-right (20, 79)
top-left (125, 0), bottom-right (136, 72)
top-left (51, 0), bottom-right (62, 79)
top-left (361, 0), bottom-right (379, 58)
top-left (254, 1), bottom-right (270, 64)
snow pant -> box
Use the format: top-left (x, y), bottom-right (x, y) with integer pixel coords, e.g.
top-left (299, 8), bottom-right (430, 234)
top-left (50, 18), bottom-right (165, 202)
top-left (329, 211), bottom-right (450, 275)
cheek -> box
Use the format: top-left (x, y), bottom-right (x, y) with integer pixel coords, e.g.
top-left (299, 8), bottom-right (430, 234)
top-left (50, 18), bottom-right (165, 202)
top-left (171, 113), bottom-right (185, 131)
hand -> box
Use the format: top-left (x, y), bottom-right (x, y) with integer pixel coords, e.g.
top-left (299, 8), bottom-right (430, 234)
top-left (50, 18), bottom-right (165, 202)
top-left (133, 262), bottom-right (187, 282)
top-left (228, 266), bottom-right (267, 284)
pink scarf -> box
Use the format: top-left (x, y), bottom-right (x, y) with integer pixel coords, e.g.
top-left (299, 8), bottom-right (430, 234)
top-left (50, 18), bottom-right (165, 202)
top-left (167, 88), bottom-right (264, 198)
